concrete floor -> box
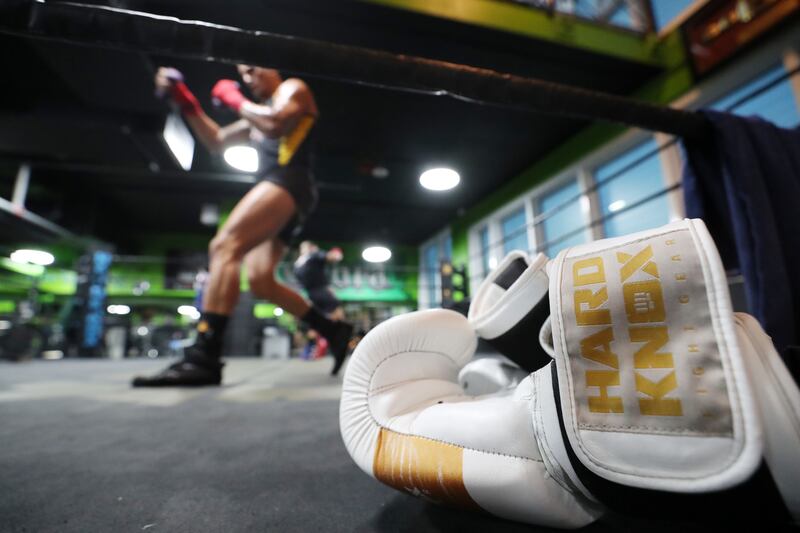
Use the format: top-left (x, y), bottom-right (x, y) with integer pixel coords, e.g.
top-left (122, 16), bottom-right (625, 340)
top-left (0, 357), bottom-right (730, 532)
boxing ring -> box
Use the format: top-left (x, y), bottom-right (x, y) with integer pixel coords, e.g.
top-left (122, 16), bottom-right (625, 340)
top-left (0, 0), bottom-right (711, 140)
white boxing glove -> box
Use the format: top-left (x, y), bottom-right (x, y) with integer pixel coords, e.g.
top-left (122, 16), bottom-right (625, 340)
top-left (468, 251), bottom-right (551, 371)
top-left (339, 308), bottom-right (602, 529)
top-left (457, 356), bottom-right (529, 395)
top-left (339, 218), bottom-right (800, 528)
top-left (539, 218), bottom-right (799, 522)
top-left (734, 312), bottom-right (800, 521)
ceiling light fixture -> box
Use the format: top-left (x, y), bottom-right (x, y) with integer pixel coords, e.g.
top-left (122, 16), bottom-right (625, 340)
top-left (362, 246), bottom-right (392, 263)
top-left (10, 249), bottom-right (54, 266)
top-left (223, 145), bottom-right (259, 172)
top-left (420, 168), bottom-right (460, 191)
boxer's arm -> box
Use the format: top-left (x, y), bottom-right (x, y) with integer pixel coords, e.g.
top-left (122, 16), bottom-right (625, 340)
top-left (182, 115), bottom-right (250, 153)
top-left (239, 79), bottom-right (316, 139)
top-left (157, 69), bottom-right (249, 153)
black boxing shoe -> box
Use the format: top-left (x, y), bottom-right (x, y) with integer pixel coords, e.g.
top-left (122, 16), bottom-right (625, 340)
top-left (329, 321), bottom-right (355, 377)
top-left (131, 349), bottom-right (223, 387)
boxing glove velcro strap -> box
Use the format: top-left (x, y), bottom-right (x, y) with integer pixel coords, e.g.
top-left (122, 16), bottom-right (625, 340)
top-left (493, 256), bottom-right (528, 290)
top-left (548, 363), bottom-right (792, 522)
top-left (548, 219), bottom-right (762, 493)
top-left (487, 296), bottom-right (551, 373)
top-left (469, 252), bottom-right (551, 372)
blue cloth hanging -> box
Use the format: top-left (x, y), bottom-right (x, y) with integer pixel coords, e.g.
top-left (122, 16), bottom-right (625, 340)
top-left (682, 110), bottom-right (800, 378)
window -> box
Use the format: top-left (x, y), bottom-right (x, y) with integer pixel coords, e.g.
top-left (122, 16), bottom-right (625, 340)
top-left (479, 226), bottom-right (491, 277)
top-left (442, 234), bottom-right (453, 263)
top-left (501, 207), bottom-right (529, 255)
top-left (565, 0), bottom-right (644, 30)
top-left (538, 180), bottom-right (586, 257)
top-left (420, 231), bottom-right (453, 308)
top-left (651, 0), bottom-right (695, 30)
top-left (423, 243), bottom-right (438, 307)
top-left (608, 7), bottom-right (632, 28)
top-left (594, 139), bottom-right (670, 238)
top-left (711, 64), bottom-right (800, 128)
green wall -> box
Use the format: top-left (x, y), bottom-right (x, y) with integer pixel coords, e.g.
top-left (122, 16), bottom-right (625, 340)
top-left (217, 209), bottom-right (419, 304)
top-left (0, 239), bottom-right (82, 296)
top-left (0, 237), bottom-right (418, 310)
top-left (0, 233), bottom-right (206, 301)
top-left (313, 241), bottom-right (418, 303)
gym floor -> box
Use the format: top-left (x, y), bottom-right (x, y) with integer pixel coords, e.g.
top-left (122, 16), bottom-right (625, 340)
top-left (0, 358), bottom-right (723, 532)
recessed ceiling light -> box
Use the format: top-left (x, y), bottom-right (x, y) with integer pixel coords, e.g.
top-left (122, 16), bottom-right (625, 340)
top-left (223, 145), bottom-right (259, 172)
top-left (10, 249), bottom-right (54, 266)
top-left (420, 168), bottom-right (460, 191)
top-left (107, 304), bottom-right (131, 315)
top-left (362, 246), bottom-right (392, 263)
top-left (274, 307), bottom-right (284, 316)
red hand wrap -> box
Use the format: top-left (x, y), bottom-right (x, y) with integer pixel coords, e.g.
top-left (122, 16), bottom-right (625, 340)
top-left (170, 82), bottom-right (201, 116)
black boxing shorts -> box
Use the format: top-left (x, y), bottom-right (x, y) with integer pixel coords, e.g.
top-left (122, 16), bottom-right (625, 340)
top-left (262, 166), bottom-right (319, 246)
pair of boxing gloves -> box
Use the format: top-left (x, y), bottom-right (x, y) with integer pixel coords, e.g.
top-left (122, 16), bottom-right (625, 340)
top-left (157, 67), bottom-right (249, 115)
top-left (339, 218), bottom-right (800, 528)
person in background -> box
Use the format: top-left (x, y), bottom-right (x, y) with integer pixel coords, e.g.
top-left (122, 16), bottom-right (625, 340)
top-left (293, 241), bottom-right (347, 367)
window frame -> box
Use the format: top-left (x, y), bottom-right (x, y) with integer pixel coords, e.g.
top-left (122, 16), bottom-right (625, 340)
top-left (466, 128), bottom-right (683, 289)
top-left (533, 173), bottom-right (591, 257)
top-left (465, 25), bottom-right (800, 294)
top-left (670, 27), bottom-right (800, 113)
top-left (587, 134), bottom-right (678, 238)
